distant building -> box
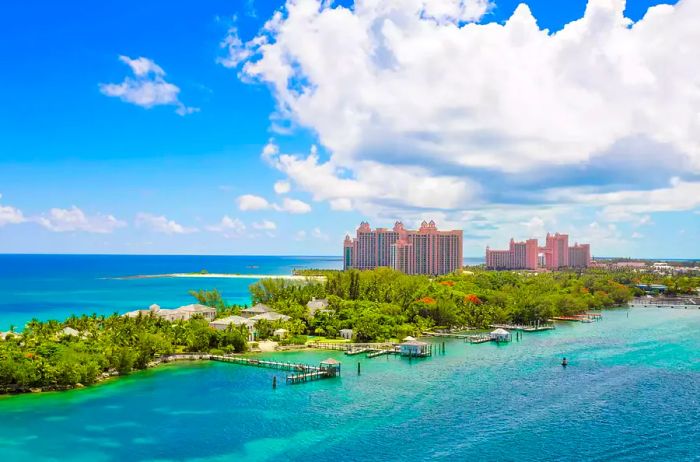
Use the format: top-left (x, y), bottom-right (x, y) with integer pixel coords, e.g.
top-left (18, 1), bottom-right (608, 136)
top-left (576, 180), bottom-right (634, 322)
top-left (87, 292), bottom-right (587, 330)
top-left (343, 220), bottom-right (463, 275)
top-left (485, 238), bottom-right (538, 270)
top-left (568, 243), bottom-right (591, 269)
top-left (339, 329), bottom-right (353, 340)
top-left (209, 315), bottom-right (257, 341)
top-left (486, 233), bottom-right (590, 270)
top-left (240, 303), bottom-right (272, 318)
top-left (250, 312), bottom-right (290, 322)
top-left (307, 297), bottom-right (330, 317)
top-left (123, 303), bottom-right (216, 322)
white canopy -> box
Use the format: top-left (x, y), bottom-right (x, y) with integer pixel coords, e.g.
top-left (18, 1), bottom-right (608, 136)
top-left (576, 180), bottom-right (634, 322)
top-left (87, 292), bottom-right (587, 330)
top-left (403, 336), bottom-right (416, 342)
top-left (491, 328), bottom-right (510, 335)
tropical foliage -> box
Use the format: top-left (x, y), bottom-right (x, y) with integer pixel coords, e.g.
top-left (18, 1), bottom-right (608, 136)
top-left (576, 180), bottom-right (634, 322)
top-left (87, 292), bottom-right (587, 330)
top-left (0, 313), bottom-right (247, 392)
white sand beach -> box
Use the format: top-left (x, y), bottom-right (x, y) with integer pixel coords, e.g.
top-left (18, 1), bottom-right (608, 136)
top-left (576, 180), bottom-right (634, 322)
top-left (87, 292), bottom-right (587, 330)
top-left (112, 273), bottom-right (326, 281)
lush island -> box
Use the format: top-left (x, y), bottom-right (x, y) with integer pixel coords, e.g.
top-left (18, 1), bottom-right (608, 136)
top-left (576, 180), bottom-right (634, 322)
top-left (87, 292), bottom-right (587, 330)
top-left (2, 267), bottom-right (697, 394)
top-left (0, 314), bottom-right (247, 393)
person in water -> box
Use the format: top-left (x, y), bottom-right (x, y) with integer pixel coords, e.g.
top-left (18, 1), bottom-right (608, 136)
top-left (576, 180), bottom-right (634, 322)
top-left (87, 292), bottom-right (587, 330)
top-left (562, 357), bottom-right (568, 367)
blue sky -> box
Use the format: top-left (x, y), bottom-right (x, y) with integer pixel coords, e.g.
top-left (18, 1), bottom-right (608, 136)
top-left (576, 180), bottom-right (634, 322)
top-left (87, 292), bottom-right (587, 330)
top-left (0, 0), bottom-right (698, 258)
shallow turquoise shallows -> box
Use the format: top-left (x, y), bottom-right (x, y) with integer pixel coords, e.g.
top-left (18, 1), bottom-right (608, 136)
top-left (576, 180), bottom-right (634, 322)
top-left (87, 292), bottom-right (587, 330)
top-left (1, 308), bottom-right (699, 461)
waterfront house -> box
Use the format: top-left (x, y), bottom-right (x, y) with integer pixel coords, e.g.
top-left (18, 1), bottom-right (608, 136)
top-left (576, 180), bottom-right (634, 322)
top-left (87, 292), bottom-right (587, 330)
top-left (209, 316), bottom-right (257, 341)
top-left (339, 329), bottom-right (353, 340)
top-left (489, 328), bottom-right (511, 343)
top-left (307, 297), bottom-right (330, 317)
top-left (240, 303), bottom-right (272, 318)
top-left (123, 303), bottom-right (216, 322)
top-left (399, 340), bottom-right (432, 357)
top-left (170, 304), bottom-right (217, 321)
top-left (273, 328), bottom-right (288, 339)
top-left (251, 312), bottom-right (291, 322)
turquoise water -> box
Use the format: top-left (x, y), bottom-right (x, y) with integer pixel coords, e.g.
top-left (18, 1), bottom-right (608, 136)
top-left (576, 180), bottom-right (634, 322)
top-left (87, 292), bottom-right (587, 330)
top-left (1, 308), bottom-right (698, 461)
top-left (0, 254), bottom-right (342, 330)
top-left (0, 254), bottom-right (484, 330)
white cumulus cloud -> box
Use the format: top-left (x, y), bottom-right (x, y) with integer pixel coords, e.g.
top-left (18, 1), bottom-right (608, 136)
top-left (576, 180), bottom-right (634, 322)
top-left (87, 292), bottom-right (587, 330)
top-left (224, 0), bottom-right (700, 224)
top-left (273, 197), bottom-right (312, 214)
top-left (37, 206), bottom-right (126, 233)
top-left (135, 213), bottom-right (197, 234)
top-left (207, 215), bottom-right (247, 237)
top-left (252, 220), bottom-right (277, 230)
top-left (0, 194), bottom-right (26, 227)
top-left (100, 55), bottom-right (198, 116)
top-left (273, 180), bottom-right (291, 194)
top-left (237, 194), bottom-right (271, 211)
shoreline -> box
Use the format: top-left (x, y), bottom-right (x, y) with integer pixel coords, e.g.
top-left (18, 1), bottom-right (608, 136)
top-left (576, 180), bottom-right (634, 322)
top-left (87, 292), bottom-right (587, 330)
top-left (108, 273), bottom-right (326, 281)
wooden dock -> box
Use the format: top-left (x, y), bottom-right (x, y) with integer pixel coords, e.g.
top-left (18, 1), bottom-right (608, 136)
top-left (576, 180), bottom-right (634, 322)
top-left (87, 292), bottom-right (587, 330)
top-left (311, 342), bottom-right (398, 355)
top-left (551, 313), bottom-right (602, 323)
top-left (210, 355), bottom-right (340, 385)
top-left (489, 323), bottom-right (555, 332)
top-left (467, 334), bottom-right (492, 344)
top-left (286, 370), bottom-right (330, 384)
top-left (422, 331), bottom-right (471, 339)
top-left (367, 348), bottom-right (398, 358)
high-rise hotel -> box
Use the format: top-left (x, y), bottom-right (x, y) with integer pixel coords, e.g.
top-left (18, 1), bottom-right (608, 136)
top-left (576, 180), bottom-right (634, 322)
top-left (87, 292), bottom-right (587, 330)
top-left (343, 220), bottom-right (463, 275)
top-left (485, 233), bottom-right (591, 270)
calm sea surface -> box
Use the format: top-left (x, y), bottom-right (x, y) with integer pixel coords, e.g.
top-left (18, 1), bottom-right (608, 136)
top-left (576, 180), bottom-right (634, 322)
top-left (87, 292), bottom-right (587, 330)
top-left (0, 254), bottom-right (343, 330)
top-left (0, 255), bottom-right (698, 461)
top-left (0, 308), bottom-right (698, 461)
top-left (0, 254), bottom-right (484, 330)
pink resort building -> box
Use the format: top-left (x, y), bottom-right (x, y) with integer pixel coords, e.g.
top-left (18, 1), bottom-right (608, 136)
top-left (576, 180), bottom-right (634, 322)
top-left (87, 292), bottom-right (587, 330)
top-left (343, 220), bottom-right (463, 275)
top-left (485, 233), bottom-right (591, 270)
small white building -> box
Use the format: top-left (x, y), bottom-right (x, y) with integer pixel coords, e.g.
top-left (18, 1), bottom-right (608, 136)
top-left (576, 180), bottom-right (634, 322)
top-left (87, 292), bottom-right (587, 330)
top-left (490, 328), bottom-right (511, 343)
top-left (339, 329), bottom-right (353, 340)
top-left (209, 316), bottom-right (257, 342)
top-left (273, 328), bottom-right (289, 339)
top-left (251, 312), bottom-right (291, 322)
top-left (399, 340), bottom-right (431, 357)
top-left (123, 303), bottom-right (216, 322)
top-left (240, 303), bottom-right (272, 318)
top-left (307, 297), bottom-right (330, 317)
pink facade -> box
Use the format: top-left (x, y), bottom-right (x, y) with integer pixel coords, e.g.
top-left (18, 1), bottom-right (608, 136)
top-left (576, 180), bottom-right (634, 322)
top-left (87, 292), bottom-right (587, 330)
top-left (344, 220), bottom-right (463, 275)
top-left (486, 233), bottom-right (590, 270)
top-left (485, 238), bottom-right (538, 270)
top-left (568, 243), bottom-right (591, 269)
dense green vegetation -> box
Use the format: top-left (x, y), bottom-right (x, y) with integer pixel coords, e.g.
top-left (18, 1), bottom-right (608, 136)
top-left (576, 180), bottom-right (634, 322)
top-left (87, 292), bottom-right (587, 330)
top-left (253, 268), bottom-right (641, 341)
top-left (2, 267), bottom-right (696, 393)
top-left (0, 314), bottom-right (247, 393)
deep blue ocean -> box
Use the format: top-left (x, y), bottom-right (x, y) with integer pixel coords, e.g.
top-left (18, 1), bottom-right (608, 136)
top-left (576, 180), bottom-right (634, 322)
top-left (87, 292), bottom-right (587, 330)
top-left (0, 254), bottom-right (485, 330)
top-left (0, 254), bottom-right (343, 330)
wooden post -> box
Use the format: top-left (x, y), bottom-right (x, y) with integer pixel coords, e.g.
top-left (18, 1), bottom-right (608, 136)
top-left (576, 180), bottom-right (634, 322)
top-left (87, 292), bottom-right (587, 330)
top-left (272, 376), bottom-right (277, 389)
top-left (357, 362), bottom-right (361, 375)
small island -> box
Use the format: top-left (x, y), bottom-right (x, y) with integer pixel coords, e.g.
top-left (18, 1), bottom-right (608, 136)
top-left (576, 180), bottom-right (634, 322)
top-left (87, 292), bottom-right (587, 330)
top-left (1, 267), bottom-right (698, 394)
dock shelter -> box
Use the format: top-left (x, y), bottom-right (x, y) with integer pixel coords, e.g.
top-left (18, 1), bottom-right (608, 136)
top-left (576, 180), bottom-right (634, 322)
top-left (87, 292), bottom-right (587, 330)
top-left (319, 358), bottom-right (342, 377)
top-left (489, 328), bottom-right (511, 343)
top-left (399, 340), bottom-right (432, 357)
